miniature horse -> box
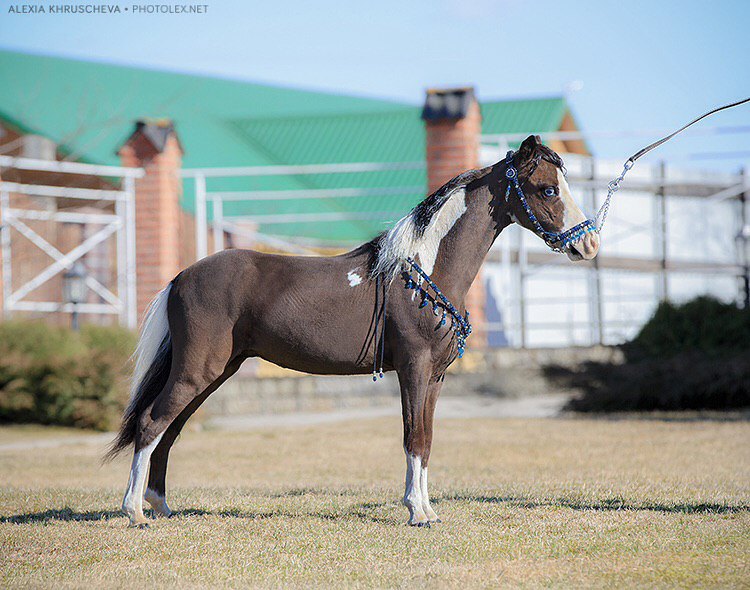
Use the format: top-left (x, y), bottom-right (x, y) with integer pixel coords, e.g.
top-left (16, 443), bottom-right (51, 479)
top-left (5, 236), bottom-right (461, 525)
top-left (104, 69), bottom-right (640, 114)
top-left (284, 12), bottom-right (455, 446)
top-left (108, 135), bottom-right (599, 527)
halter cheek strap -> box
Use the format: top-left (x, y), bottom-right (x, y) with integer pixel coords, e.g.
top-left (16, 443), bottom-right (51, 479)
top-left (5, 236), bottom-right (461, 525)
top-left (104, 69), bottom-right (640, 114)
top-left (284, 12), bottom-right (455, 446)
top-left (504, 151), bottom-right (598, 253)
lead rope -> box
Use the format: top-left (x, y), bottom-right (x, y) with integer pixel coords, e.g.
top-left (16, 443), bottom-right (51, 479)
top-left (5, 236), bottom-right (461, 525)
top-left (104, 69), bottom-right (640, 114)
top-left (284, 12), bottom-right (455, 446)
top-left (379, 281), bottom-right (387, 377)
top-left (595, 97), bottom-right (750, 232)
top-left (372, 275), bottom-right (387, 381)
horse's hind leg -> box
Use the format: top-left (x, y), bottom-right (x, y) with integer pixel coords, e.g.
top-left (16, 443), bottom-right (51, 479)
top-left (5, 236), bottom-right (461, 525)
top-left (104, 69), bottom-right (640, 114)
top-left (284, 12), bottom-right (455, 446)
top-left (123, 379), bottom-right (221, 526)
top-left (143, 402), bottom-right (195, 518)
top-left (122, 331), bottom-right (236, 526)
top-left (122, 429), bottom-right (165, 526)
top-left (145, 358), bottom-right (243, 517)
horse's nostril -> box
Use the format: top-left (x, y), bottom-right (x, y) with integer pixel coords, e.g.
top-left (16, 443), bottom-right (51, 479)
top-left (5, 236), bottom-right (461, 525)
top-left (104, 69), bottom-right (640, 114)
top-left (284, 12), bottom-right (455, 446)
top-left (569, 245), bottom-right (582, 258)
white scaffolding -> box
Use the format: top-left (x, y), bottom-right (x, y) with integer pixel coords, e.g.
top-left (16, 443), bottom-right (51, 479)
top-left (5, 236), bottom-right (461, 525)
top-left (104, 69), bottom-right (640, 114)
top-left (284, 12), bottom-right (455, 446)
top-left (479, 137), bottom-right (748, 347)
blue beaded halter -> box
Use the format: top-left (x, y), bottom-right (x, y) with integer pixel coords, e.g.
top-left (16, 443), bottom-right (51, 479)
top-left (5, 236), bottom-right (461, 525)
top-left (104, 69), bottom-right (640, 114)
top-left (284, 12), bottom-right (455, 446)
top-left (504, 150), bottom-right (598, 253)
top-left (402, 257), bottom-right (472, 358)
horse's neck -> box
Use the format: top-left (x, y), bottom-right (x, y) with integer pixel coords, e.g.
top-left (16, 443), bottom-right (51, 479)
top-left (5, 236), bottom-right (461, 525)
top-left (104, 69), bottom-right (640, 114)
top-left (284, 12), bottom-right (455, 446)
top-left (430, 171), bottom-right (510, 304)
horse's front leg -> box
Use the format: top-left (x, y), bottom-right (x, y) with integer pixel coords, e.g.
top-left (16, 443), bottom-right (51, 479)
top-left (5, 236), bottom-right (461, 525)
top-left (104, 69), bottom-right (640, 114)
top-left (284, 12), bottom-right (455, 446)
top-left (397, 354), bottom-right (433, 527)
top-left (420, 377), bottom-right (443, 523)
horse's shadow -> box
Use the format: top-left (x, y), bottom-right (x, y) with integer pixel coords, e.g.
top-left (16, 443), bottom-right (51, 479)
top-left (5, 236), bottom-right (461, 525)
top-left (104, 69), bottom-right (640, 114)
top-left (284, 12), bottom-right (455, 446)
top-left (0, 502), bottom-right (397, 525)
top-left (3, 492), bottom-right (747, 525)
top-left (431, 494), bottom-right (749, 514)
top-left (1, 508), bottom-right (124, 524)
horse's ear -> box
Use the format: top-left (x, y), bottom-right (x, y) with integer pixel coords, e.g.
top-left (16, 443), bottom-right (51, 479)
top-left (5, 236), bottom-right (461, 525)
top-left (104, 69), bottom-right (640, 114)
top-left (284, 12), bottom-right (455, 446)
top-left (517, 135), bottom-right (540, 162)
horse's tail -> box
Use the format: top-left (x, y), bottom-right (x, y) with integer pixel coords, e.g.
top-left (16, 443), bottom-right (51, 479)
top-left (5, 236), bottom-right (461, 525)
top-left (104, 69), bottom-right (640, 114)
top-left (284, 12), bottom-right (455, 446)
top-left (104, 282), bottom-right (174, 461)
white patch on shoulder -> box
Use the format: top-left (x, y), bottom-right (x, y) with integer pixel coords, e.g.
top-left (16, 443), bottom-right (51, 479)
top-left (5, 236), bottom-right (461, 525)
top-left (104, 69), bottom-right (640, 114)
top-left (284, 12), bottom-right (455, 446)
top-left (347, 270), bottom-right (362, 287)
top-left (374, 187), bottom-right (467, 279)
top-left (557, 169), bottom-right (587, 230)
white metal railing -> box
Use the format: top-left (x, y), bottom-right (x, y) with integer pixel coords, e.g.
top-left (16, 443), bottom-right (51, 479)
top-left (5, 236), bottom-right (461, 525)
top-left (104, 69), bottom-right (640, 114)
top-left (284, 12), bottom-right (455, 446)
top-left (0, 156), bottom-right (141, 328)
top-left (480, 124), bottom-right (750, 159)
top-left (0, 155), bottom-right (145, 178)
top-left (182, 161), bottom-right (425, 258)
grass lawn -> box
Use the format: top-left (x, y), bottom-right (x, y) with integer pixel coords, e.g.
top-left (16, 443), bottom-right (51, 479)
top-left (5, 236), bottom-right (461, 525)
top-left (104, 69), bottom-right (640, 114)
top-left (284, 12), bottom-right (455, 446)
top-left (1, 416), bottom-right (748, 588)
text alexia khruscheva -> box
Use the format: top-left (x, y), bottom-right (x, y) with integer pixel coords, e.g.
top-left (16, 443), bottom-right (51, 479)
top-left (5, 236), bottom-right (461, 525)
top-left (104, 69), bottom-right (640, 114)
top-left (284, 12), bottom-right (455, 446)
top-left (7, 4), bottom-right (210, 14)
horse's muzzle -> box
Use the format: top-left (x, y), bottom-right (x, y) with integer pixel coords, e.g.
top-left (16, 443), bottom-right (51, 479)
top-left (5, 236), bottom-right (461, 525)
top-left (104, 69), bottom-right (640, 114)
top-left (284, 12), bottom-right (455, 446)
top-left (566, 232), bottom-right (600, 261)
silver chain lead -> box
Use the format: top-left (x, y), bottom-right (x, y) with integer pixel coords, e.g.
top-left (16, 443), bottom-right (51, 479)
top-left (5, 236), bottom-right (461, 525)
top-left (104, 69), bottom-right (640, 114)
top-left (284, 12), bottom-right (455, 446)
top-left (595, 158), bottom-right (634, 231)
top-left (594, 97), bottom-right (749, 232)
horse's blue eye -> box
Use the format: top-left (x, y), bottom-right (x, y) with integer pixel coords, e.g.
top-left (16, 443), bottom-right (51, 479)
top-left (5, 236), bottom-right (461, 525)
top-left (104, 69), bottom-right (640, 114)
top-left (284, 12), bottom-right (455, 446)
top-left (543, 187), bottom-right (557, 198)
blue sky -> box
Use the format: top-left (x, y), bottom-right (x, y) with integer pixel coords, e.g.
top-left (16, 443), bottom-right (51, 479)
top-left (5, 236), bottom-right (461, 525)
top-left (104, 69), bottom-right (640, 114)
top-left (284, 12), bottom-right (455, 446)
top-left (1, 0), bottom-right (748, 166)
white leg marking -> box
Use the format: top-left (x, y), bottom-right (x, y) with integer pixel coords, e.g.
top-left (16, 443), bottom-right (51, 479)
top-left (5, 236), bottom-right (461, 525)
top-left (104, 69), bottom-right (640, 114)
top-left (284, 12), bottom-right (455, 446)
top-left (144, 487), bottom-right (172, 518)
top-left (346, 270), bottom-right (362, 287)
top-left (122, 432), bottom-right (163, 526)
top-left (420, 467), bottom-right (439, 522)
top-left (403, 449), bottom-right (428, 526)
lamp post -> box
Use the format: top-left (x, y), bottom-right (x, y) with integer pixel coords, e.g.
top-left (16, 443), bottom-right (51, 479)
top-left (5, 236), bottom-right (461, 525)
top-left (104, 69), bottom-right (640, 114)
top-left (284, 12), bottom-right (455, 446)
top-left (736, 224), bottom-right (750, 309)
top-left (739, 167), bottom-right (750, 309)
top-left (63, 262), bottom-right (87, 331)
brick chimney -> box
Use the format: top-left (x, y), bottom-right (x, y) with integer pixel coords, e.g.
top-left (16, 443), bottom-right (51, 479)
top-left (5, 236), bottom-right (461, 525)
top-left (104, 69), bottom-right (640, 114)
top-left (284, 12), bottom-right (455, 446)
top-left (422, 87), bottom-right (482, 193)
top-left (422, 88), bottom-right (486, 348)
top-left (118, 120), bottom-right (183, 320)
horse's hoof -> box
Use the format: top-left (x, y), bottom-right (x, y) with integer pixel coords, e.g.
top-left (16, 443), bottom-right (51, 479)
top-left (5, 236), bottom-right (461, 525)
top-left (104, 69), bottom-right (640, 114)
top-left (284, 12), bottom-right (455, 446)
top-left (129, 521), bottom-right (150, 529)
top-left (152, 508), bottom-right (172, 518)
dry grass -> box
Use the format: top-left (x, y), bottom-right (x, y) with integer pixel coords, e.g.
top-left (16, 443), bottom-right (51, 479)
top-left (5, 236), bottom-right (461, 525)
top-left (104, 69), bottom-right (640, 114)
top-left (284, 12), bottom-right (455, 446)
top-left (1, 416), bottom-right (749, 588)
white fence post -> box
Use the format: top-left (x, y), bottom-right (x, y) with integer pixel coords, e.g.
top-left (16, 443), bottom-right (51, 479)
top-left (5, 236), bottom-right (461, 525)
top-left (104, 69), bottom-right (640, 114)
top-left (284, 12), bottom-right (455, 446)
top-left (123, 176), bottom-right (138, 330)
top-left (195, 173), bottom-right (208, 260)
top-left (115, 194), bottom-right (127, 327)
top-left (0, 188), bottom-right (11, 320)
top-left (212, 196), bottom-right (224, 253)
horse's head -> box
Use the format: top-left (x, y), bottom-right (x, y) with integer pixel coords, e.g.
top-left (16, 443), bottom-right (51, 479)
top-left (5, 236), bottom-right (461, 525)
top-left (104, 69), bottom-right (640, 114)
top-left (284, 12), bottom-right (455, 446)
top-left (504, 135), bottom-right (600, 261)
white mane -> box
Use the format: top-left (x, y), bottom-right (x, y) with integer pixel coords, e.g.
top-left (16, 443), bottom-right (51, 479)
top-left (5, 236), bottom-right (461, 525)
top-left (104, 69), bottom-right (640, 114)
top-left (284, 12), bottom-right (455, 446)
top-left (372, 185), bottom-right (468, 281)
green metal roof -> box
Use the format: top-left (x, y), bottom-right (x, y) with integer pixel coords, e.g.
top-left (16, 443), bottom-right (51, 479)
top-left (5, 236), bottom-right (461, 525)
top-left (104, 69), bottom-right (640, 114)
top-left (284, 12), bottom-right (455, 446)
top-left (483, 97), bottom-right (568, 134)
top-left (0, 50), bottom-right (574, 244)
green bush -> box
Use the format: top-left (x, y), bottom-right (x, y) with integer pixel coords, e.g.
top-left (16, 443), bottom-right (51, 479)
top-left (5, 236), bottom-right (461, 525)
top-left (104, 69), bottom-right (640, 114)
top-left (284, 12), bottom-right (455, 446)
top-left (548, 297), bottom-right (750, 412)
top-left (562, 352), bottom-right (750, 412)
top-left (624, 297), bottom-right (750, 361)
top-left (0, 321), bottom-right (136, 430)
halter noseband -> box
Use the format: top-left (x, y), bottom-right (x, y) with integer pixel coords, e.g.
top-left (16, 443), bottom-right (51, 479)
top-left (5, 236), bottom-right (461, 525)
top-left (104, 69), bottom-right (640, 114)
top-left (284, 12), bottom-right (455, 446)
top-left (504, 150), bottom-right (598, 253)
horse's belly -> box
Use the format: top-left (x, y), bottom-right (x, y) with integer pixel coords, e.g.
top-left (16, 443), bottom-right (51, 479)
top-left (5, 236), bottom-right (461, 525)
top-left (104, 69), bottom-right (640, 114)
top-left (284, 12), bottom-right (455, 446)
top-left (251, 306), bottom-right (376, 376)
